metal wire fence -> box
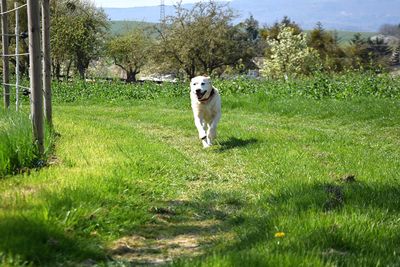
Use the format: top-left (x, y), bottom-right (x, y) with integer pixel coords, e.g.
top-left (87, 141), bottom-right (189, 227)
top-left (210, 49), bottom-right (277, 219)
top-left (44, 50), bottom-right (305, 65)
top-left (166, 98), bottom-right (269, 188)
top-left (1, 0), bottom-right (52, 155)
top-left (0, 2), bottom-right (29, 111)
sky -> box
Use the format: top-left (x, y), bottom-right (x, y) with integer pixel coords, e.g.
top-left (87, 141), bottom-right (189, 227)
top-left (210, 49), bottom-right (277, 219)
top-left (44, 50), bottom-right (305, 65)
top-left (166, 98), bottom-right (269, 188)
top-left (91, 0), bottom-right (221, 8)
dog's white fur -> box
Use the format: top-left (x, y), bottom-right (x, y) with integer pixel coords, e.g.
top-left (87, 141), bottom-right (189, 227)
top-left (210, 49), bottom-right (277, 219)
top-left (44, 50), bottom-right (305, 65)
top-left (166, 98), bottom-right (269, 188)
top-left (190, 76), bottom-right (221, 148)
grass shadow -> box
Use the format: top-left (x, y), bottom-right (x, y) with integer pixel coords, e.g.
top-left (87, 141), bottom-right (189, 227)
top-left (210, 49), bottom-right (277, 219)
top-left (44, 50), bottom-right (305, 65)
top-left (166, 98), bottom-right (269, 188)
top-left (217, 137), bottom-right (258, 152)
top-left (246, 179), bottom-right (400, 266)
top-left (164, 179), bottom-right (400, 266)
top-left (269, 180), bottom-right (400, 214)
top-left (0, 216), bottom-right (104, 266)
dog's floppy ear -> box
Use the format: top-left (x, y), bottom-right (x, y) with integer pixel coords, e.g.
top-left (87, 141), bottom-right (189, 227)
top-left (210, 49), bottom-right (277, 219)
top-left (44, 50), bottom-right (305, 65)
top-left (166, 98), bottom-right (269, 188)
top-left (203, 76), bottom-right (212, 86)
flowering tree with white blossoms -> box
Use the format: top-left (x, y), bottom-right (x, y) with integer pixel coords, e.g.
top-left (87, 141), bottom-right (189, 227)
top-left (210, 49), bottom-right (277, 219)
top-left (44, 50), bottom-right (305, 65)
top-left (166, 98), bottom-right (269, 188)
top-left (261, 25), bottom-right (320, 79)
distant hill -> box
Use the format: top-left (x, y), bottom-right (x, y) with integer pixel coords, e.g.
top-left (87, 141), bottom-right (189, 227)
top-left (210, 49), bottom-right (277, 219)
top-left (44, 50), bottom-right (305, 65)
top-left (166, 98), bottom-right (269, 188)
top-left (109, 21), bottom-right (376, 44)
top-left (230, 0), bottom-right (399, 32)
top-left (109, 21), bottom-right (157, 35)
top-left (104, 5), bottom-right (180, 28)
top-left (103, 0), bottom-right (400, 32)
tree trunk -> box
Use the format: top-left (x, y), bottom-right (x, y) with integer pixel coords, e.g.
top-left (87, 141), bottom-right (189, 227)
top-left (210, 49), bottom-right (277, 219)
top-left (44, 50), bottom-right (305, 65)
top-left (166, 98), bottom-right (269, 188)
top-left (76, 55), bottom-right (88, 80)
top-left (51, 62), bottom-right (56, 77)
top-left (186, 64), bottom-right (196, 79)
top-left (77, 65), bottom-right (85, 80)
top-left (54, 62), bottom-right (61, 81)
top-left (66, 60), bottom-right (73, 81)
top-left (126, 70), bottom-right (138, 83)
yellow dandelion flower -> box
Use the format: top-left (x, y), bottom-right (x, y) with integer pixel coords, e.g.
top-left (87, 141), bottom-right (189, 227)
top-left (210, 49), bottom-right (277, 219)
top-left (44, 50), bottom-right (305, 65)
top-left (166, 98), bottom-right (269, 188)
top-left (275, 232), bottom-right (285, 238)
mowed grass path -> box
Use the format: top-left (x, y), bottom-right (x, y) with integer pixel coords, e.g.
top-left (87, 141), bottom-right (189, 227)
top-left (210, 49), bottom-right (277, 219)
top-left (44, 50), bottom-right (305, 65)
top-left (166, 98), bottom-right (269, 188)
top-left (1, 97), bottom-right (400, 266)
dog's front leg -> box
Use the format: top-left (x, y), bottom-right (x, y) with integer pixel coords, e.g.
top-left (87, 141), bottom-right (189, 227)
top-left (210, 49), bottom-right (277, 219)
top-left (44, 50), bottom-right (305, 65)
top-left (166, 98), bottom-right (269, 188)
top-left (207, 111), bottom-right (221, 146)
top-left (194, 116), bottom-right (209, 148)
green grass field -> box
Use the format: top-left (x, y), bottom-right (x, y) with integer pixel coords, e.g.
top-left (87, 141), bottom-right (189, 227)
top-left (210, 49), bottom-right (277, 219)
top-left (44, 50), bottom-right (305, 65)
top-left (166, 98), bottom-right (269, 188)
top-left (329, 31), bottom-right (376, 44)
top-left (1, 91), bottom-right (399, 265)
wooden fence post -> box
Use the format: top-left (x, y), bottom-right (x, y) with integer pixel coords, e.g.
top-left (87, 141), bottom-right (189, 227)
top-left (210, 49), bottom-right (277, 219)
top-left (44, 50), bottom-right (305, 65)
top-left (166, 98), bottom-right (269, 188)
top-left (1, 0), bottom-right (10, 109)
top-left (27, 0), bottom-right (44, 154)
top-left (42, 0), bottom-right (52, 126)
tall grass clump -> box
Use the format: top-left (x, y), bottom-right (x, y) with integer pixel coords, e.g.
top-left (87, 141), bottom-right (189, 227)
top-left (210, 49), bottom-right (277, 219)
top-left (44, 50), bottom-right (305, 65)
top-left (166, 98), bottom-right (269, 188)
top-left (52, 80), bottom-right (187, 103)
top-left (216, 71), bottom-right (400, 99)
top-left (0, 110), bottom-right (52, 177)
top-left (50, 71), bottom-right (400, 103)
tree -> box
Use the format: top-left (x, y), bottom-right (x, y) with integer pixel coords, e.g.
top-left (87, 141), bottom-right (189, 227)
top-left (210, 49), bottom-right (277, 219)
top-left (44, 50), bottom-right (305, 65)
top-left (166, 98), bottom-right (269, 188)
top-left (366, 37), bottom-right (392, 68)
top-left (260, 16), bottom-right (303, 68)
top-left (260, 16), bottom-right (302, 41)
top-left (107, 28), bottom-right (153, 82)
top-left (378, 23), bottom-right (400, 66)
top-left (222, 15), bottom-right (263, 74)
top-left (156, 1), bottom-right (254, 78)
top-left (308, 22), bottom-right (346, 72)
top-left (50, 0), bottom-right (108, 80)
top-left (261, 25), bottom-right (320, 79)
top-left (391, 46), bottom-right (400, 65)
top-left (236, 15), bottom-right (265, 66)
top-left (345, 33), bottom-right (370, 69)
top-left (243, 15), bottom-right (260, 43)
top-left (343, 33), bottom-right (395, 70)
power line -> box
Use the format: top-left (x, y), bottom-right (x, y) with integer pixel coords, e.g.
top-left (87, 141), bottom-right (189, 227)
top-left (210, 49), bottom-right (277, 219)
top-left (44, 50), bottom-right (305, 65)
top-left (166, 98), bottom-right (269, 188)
top-left (160, 0), bottom-right (165, 23)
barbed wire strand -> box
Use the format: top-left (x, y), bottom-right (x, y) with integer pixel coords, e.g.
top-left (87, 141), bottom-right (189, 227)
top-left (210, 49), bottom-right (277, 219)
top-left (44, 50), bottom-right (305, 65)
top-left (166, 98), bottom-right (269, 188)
top-left (3, 83), bottom-right (30, 90)
top-left (0, 3), bottom-right (27, 15)
top-left (2, 52), bottom-right (29, 57)
top-left (2, 33), bottom-right (25, 36)
top-left (2, 83), bottom-right (49, 95)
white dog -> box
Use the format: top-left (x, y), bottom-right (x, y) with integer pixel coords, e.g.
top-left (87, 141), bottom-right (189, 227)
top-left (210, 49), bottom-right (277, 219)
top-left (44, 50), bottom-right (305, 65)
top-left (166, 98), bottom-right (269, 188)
top-left (190, 76), bottom-right (221, 148)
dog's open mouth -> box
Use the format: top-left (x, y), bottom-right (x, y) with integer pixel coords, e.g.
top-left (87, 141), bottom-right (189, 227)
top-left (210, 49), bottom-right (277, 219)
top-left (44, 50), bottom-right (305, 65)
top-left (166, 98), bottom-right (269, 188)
top-left (196, 91), bottom-right (207, 100)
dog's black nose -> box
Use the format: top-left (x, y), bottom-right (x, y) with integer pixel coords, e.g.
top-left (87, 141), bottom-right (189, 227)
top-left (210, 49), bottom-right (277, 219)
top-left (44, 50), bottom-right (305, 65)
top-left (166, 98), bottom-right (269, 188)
top-left (195, 89), bottom-right (201, 93)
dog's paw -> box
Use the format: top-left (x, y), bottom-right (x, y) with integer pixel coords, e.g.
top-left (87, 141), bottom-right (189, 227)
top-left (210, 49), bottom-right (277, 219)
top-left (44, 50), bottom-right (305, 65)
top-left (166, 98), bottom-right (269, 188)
top-left (202, 140), bottom-right (210, 148)
top-left (206, 138), bottom-right (213, 146)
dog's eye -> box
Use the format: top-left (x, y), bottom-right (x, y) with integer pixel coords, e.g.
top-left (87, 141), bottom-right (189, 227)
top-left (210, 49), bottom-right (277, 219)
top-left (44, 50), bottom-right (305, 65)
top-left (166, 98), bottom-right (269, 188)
top-left (201, 82), bottom-right (205, 85)
top-left (193, 83), bottom-right (197, 86)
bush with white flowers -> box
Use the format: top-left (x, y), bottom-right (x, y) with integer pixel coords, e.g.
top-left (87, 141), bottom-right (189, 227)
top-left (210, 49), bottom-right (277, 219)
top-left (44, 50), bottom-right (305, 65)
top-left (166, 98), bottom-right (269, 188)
top-left (261, 25), bottom-right (320, 79)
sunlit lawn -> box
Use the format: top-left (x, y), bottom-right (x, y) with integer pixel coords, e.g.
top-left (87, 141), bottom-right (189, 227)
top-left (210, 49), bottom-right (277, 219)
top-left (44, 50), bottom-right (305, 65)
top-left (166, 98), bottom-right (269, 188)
top-left (0, 96), bottom-right (399, 266)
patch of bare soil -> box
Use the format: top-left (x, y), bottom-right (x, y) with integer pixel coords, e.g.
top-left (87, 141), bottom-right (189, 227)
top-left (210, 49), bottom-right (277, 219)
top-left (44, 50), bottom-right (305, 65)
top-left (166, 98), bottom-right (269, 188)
top-left (109, 201), bottom-right (235, 265)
